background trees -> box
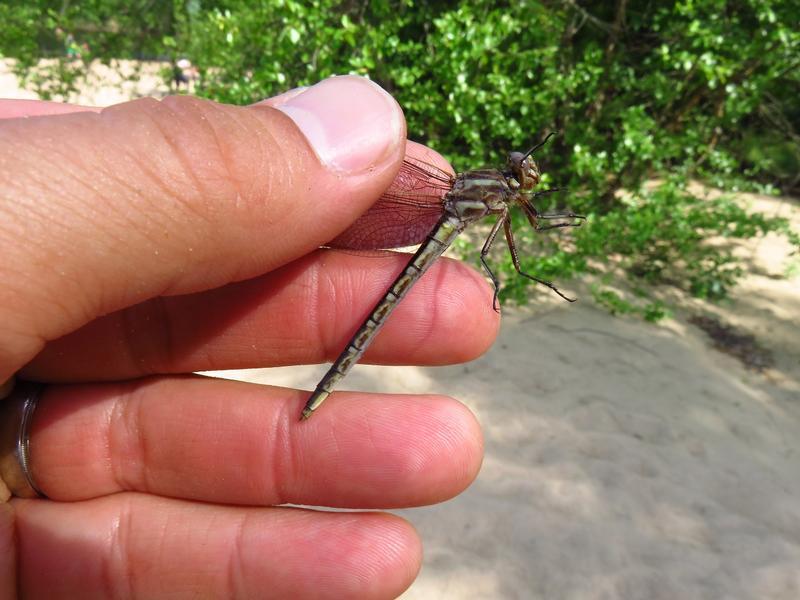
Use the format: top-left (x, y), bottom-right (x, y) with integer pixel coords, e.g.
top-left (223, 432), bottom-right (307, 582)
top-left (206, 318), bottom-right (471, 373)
top-left (3, 0), bottom-right (797, 317)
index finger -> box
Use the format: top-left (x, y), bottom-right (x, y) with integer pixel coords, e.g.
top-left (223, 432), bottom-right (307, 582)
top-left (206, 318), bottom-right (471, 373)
top-left (0, 99), bottom-right (99, 120)
top-left (0, 76), bottom-right (406, 382)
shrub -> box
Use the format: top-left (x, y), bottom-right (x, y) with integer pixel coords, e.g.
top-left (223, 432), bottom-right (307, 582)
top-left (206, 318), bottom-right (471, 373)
top-left (3, 0), bottom-right (798, 315)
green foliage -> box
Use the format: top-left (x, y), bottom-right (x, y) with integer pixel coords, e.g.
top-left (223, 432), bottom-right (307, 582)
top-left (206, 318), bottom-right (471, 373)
top-left (3, 0), bottom-right (798, 318)
top-left (1, 0), bottom-right (179, 99)
top-left (575, 180), bottom-right (787, 300)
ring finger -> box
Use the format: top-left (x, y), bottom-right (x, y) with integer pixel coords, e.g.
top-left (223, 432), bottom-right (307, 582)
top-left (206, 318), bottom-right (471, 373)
top-left (27, 375), bottom-right (483, 507)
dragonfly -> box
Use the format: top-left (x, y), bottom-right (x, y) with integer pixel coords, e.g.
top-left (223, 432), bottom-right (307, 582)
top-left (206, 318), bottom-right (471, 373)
top-left (301, 132), bottom-right (584, 420)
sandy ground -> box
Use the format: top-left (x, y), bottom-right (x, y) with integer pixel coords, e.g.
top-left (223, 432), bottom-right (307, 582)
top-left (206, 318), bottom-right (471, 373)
top-left (4, 60), bottom-right (799, 599)
top-left (0, 59), bottom-right (171, 105)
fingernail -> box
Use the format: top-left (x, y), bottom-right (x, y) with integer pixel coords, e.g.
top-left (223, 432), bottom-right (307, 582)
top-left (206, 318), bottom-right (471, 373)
top-left (253, 86), bottom-right (308, 108)
top-left (275, 75), bottom-right (404, 174)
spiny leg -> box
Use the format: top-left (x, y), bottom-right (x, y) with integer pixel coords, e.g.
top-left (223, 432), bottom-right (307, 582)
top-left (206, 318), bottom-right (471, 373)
top-left (527, 187), bottom-right (586, 223)
top-left (521, 192), bottom-right (584, 227)
top-left (503, 219), bottom-right (576, 302)
top-left (536, 221), bottom-right (583, 232)
top-left (531, 187), bottom-right (566, 199)
top-left (480, 212), bottom-right (507, 312)
top-left (536, 210), bottom-right (586, 231)
top-left (538, 211), bottom-right (585, 220)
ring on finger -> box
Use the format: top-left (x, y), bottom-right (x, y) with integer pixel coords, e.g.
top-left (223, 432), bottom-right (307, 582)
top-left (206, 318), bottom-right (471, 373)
top-left (0, 379), bottom-right (47, 499)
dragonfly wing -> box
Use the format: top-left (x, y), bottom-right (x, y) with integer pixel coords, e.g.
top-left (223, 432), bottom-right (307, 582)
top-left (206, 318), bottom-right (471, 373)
top-left (329, 155), bottom-right (455, 250)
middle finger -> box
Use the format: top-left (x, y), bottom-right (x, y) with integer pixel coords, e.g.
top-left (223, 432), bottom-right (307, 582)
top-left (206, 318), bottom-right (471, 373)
top-left (25, 250), bottom-right (499, 381)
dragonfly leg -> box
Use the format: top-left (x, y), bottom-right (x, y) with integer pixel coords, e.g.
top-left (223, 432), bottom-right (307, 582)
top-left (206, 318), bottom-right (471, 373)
top-left (538, 210), bottom-right (586, 220)
top-left (536, 210), bottom-right (586, 231)
top-left (528, 188), bottom-right (586, 226)
top-left (521, 194), bottom-right (585, 229)
top-left (503, 219), bottom-right (576, 302)
top-left (480, 213), bottom-right (507, 312)
top-left (536, 221), bottom-right (583, 232)
top-left (531, 187), bottom-right (566, 199)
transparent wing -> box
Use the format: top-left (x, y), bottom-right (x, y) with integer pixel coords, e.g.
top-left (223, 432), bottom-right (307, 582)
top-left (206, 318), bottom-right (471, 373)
top-left (328, 155), bottom-right (454, 250)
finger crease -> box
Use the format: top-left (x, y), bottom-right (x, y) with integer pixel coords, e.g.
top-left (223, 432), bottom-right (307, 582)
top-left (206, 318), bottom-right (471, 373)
top-left (270, 401), bottom-right (294, 504)
top-left (225, 513), bottom-right (249, 596)
top-left (105, 497), bottom-right (136, 599)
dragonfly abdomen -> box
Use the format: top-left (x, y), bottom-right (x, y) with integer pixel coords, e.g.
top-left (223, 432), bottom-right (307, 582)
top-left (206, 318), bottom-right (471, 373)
top-left (300, 215), bottom-right (464, 420)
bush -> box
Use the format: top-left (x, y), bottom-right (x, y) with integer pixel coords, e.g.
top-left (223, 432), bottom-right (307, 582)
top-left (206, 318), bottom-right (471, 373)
top-left (3, 0), bottom-right (798, 315)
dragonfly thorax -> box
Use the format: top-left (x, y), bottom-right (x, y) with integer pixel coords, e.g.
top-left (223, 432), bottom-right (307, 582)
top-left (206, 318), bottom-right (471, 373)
top-left (444, 169), bottom-right (511, 221)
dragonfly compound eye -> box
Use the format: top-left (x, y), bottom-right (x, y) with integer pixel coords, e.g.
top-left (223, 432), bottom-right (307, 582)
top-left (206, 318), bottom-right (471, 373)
top-left (507, 151), bottom-right (527, 183)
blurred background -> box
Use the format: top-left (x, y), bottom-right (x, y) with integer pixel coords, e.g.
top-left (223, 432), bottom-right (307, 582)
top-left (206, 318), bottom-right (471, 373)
top-left (2, 1), bottom-right (799, 598)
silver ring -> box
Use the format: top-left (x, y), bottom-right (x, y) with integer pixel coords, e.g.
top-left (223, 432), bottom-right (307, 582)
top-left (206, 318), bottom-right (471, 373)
top-left (0, 380), bottom-right (47, 498)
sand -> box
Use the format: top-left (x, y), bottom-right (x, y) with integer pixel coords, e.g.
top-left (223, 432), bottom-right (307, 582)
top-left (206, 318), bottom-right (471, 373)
top-left (246, 240), bottom-right (800, 600)
top-left (3, 60), bottom-right (799, 599)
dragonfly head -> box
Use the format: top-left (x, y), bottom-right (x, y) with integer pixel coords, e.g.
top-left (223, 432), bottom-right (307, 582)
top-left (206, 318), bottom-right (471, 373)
top-left (507, 152), bottom-right (541, 191)
top-left (507, 132), bottom-right (557, 192)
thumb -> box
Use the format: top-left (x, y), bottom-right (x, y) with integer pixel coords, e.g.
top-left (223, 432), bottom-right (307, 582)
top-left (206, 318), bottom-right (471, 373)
top-left (0, 75), bottom-right (406, 380)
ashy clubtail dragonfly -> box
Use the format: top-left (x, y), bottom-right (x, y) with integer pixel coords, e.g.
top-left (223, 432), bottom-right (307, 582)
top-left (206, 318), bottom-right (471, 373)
top-left (301, 133), bottom-right (584, 420)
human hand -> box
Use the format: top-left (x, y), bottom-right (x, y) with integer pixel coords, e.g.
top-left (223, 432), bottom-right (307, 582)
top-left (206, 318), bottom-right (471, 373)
top-left (0, 76), bottom-right (496, 598)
